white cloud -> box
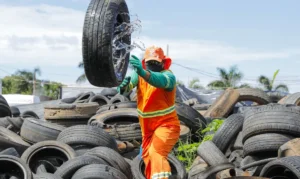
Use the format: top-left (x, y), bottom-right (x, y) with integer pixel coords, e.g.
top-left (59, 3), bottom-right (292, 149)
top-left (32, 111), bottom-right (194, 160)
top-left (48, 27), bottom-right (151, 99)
top-left (130, 36), bottom-right (300, 67)
top-left (1, 4), bottom-right (298, 67)
top-left (1, 3), bottom-right (300, 92)
top-left (0, 4), bottom-right (84, 66)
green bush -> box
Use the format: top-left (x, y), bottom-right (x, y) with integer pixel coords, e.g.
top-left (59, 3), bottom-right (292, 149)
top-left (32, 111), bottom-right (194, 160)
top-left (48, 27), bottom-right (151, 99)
top-left (173, 119), bottom-right (224, 170)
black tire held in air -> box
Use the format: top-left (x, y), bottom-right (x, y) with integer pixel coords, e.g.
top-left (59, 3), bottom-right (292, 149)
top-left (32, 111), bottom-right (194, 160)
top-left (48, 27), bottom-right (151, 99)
top-left (82, 0), bottom-right (131, 87)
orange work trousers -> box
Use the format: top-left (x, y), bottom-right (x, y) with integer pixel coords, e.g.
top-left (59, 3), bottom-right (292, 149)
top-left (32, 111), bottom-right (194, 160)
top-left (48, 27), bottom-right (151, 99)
top-left (139, 114), bottom-right (180, 179)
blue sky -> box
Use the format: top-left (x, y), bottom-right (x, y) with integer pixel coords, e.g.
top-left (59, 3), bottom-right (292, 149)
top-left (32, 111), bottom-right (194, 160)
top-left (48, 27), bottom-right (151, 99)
top-left (0, 0), bottom-right (300, 92)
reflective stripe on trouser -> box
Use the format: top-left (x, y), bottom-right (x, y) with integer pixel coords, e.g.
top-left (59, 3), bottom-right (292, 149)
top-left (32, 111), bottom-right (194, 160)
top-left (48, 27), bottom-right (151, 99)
top-left (140, 115), bottom-right (180, 179)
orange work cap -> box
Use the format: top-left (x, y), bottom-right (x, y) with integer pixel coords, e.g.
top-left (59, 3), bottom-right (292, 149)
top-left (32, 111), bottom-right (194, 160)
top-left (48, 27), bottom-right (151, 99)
top-left (144, 46), bottom-right (165, 62)
top-left (142, 46), bottom-right (172, 70)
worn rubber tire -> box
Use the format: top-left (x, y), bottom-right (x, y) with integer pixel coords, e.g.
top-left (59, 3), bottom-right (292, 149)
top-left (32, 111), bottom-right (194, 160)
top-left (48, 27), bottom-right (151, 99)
top-left (0, 103), bottom-right (12, 118)
top-left (89, 94), bottom-right (111, 106)
top-left (21, 110), bottom-right (39, 119)
top-left (44, 103), bottom-right (99, 120)
top-left (233, 132), bottom-right (243, 150)
top-left (61, 97), bottom-right (77, 104)
top-left (54, 155), bottom-right (108, 178)
top-left (212, 114), bottom-right (244, 153)
top-left (0, 117), bottom-right (10, 128)
top-left (0, 95), bottom-right (11, 117)
top-left (0, 136), bottom-right (28, 155)
top-left (131, 154), bottom-right (186, 179)
top-left (0, 155), bottom-right (32, 179)
top-left (0, 126), bottom-right (30, 146)
top-left (89, 108), bottom-right (141, 141)
top-left (21, 140), bottom-right (77, 174)
top-left (260, 156), bottom-right (300, 178)
top-left (89, 108), bottom-right (138, 125)
top-left (82, 0), bottom-right (131, 87)
top-left (7, 117), bottom-right (24, 131)
top-left (189, 163), bottom-right (234, 179)
top-left (96, 101), bottom-right (137, 114)
top-left (100, 88), bottom-right (118, 97)
top-left (10, 106), bottom-right (20, 117)
top-left (0, 147), bottom-right (19, 157)
top-left (110, 95), bottom-right (129, 104)
top-left (57, 125), bottom-right (118, 151)
top-left (175, 102), bottom-right (206, 134)
top-left (84, 147), bottom-right (132, 178)
top-left (73, 92), bottom-right (95, 103)
top-left (33, 173), bottom-right (62, 179)
top-left (71, 164), bottom-right (127, 179)
top-left (278, 92), bottom-right (300, 105)
top-left (20, 118), bottom-right (65, 144)
top-left (243, 133), bottom-right (293, 156)
top-left (237, 88), bottom-right (270, 105)
top-left (197, 141), bottom-right (228, 166)
top-left (242, 104), bottom-right (300, 142)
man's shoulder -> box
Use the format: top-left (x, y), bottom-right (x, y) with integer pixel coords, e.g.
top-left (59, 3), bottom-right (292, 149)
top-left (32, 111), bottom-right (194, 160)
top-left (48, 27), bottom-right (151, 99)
top-left (162, 70), bottom-right (174, 74)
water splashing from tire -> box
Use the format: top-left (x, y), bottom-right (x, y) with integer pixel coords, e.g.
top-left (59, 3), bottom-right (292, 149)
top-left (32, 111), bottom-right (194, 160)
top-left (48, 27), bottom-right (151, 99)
top-left (112, 13), bottom-right (145, 75)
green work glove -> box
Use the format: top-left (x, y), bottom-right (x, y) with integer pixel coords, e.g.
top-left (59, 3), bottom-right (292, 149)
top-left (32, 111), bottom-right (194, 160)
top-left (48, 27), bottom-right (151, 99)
top-left (129, 55), bottom-right (147, 78)
top-left (117, 76), bottom-right (131, 94)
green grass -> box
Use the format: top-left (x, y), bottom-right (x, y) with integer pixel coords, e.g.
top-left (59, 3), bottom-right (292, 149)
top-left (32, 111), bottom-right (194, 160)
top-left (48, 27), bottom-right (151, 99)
top-left (173, 119), bottom-right (224, 171)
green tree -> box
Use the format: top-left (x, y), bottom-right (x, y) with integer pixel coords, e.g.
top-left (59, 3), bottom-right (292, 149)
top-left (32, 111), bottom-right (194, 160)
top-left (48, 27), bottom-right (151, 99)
top-left (207, 65), bottom-right (245, 89)
top-left (176, 80), bottom-right (185, 86)
top-left (76, 62), bottom-right (86, 84)
top-left (188, 78), bottom-right (204, 90)
top-left (43, 81), bottom-right (63, 99)
top-left (258, 69), bottom-right (289, 92)
top-left (14, 68), bottom-right (42, 95)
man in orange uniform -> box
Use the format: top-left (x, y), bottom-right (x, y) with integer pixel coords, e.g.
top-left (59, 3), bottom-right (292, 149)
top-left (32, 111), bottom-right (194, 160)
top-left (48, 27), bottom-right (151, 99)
top-left (118, 46), bottom-right (180, 179)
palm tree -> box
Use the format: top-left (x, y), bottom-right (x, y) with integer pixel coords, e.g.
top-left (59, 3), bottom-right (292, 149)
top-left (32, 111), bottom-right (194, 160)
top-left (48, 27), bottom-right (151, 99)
top-left (188, 77), bottom-right (204, 90)
top-left (207, 65), bottom-right (245, 89)
top-left (258, 69), bottom-right (289, 92)
top-left (14, 67), bottom-right (41, 95)
top-left (76, 62), bottom-right (86, 84)
top-left (33, 67), bottom-right (41, 95)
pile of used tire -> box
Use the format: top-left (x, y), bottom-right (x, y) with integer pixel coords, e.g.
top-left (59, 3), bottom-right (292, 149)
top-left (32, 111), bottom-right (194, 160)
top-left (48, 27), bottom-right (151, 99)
top-left (188, 88), bottom-right (300, 179)
top-left (0, 89), bottom-right (207, 179)
top-left (2, 87), bottom-right (300, 178)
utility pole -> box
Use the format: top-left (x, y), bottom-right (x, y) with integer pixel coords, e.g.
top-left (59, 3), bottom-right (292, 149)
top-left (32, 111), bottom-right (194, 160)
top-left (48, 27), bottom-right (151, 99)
top-left (33, 72), bottom-right (35, 96)
top-left (0, 78), bottom-right (2, 95)
top-left (166, 44), bottom-right (169, 56)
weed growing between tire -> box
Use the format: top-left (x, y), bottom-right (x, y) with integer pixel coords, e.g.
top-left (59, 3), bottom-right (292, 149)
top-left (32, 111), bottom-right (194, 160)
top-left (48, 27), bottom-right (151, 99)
top-left (172, 119), bottom-right (224, 171)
